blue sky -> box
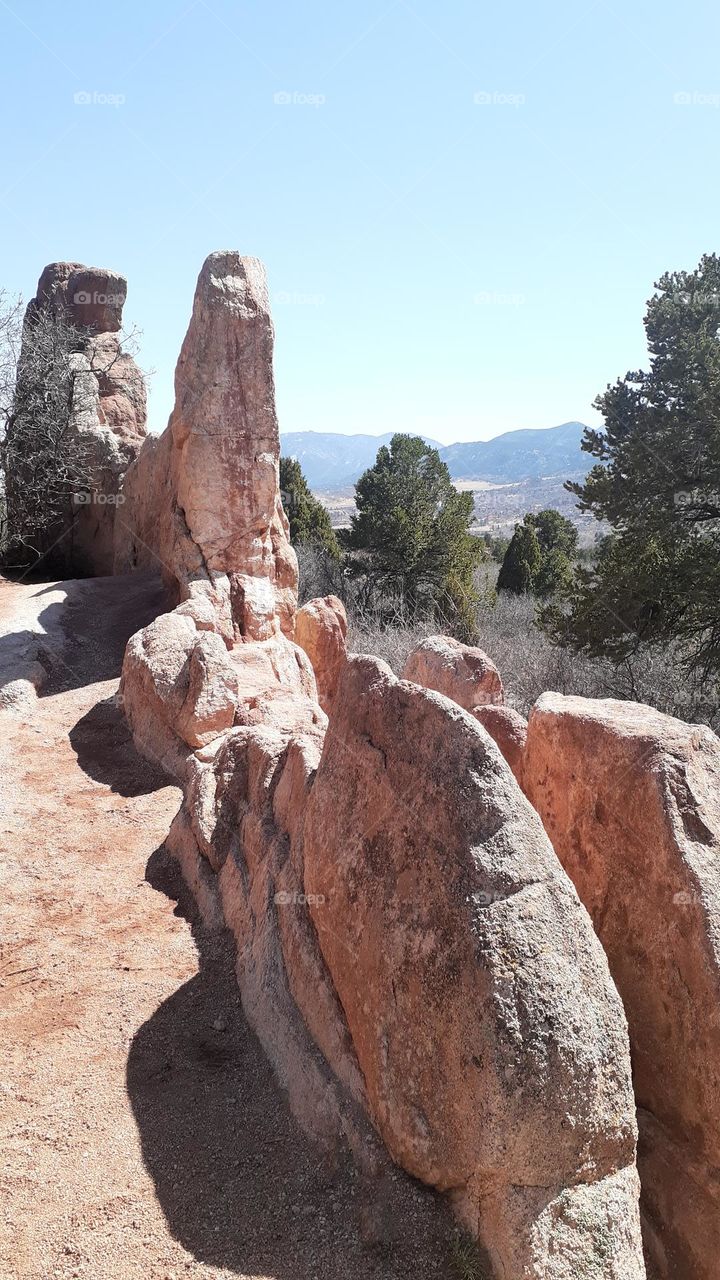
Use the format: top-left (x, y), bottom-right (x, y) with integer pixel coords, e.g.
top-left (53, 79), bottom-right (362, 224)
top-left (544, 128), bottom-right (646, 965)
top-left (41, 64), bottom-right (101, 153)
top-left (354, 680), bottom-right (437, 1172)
top-left (0, 0), bottom-right (718, 443)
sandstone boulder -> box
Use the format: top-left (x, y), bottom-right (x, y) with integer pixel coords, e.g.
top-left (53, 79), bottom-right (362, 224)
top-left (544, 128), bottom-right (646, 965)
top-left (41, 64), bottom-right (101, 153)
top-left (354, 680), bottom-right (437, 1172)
top-left (303, 656), bottom-right (645, 1278)
top-left (524, 694), bottom-right (720, 1280)
top-left (473, 703), bottom-right (528, 789)
top-left (402, 635), bottom-right (503, 710)
top-left (31, 261), bottom-right (127, 333)
top-left (120, 608), bottom-right (320, 780)
top-left (114, 252), bottom-right (297, 641)
top-left (295, 595), bottom-right (348, 712)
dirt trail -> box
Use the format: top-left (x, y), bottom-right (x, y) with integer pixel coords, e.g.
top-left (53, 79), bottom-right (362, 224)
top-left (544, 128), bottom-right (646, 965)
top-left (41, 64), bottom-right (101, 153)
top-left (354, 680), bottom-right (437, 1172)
top-left (0, 574), bottom-right (455, 1280)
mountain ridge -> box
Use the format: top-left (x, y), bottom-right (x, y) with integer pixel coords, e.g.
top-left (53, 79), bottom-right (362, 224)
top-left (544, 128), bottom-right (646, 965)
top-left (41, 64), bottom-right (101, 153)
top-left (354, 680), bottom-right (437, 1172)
top-left (280, 421), bottom-right (591, 489)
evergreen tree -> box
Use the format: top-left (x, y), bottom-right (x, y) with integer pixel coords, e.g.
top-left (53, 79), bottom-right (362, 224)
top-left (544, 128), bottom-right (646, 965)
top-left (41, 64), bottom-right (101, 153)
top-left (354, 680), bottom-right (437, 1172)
top-left (279, 455), bottom-right (341, 560)
top-left (496, 521), bottom-right (542, 593)
top-left (345, 433), bottom-right (483, 635)
top-left (545, 253), bottom-right (720, 678)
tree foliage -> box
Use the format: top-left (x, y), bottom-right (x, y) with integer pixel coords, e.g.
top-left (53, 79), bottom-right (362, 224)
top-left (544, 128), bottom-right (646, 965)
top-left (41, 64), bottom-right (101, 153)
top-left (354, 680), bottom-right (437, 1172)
top-left (497, 509), bottom-right (577, 596)
top-left (544, 253), bottom-right (720, 679)
top-left (279, 455), bottom-right (341, 560)
top-left (344, 433), bottom-right (483, 637)
top-left (0, 301), bottom-right (99, 566)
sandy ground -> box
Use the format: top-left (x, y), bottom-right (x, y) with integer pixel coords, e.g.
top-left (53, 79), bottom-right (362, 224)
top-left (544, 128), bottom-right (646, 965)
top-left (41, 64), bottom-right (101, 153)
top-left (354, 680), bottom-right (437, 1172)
top-left (0, 574), bottom-right (457, 1280)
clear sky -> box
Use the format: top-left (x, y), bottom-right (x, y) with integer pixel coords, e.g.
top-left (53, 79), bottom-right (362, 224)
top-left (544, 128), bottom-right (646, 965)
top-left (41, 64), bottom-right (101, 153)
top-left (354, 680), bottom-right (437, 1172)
top-left (0, 0), bottom-right (718, 443)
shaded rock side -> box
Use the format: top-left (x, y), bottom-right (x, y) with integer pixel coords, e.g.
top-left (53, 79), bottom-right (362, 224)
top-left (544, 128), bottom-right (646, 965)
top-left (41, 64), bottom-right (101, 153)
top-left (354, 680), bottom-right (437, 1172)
top-left (114, 252), bottom-right (297, 641)
top-left (524, 693), bottom-right (720, 1280)
top-left (302, 656), bottom-right (646, 1279)
top-left (168, 722), bottom-right (382, 1163)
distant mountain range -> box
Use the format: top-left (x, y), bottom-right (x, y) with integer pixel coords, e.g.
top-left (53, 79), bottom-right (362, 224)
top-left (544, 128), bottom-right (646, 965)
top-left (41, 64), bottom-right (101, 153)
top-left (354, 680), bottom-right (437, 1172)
top-left (280, 422), bottom-right (591, 490)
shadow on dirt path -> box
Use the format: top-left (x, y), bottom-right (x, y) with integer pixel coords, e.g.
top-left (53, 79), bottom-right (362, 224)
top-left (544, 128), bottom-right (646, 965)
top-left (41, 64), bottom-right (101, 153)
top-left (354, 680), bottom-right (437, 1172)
top-left (127, 847), bottom-right (458, 1280)
top-left (1, 571), bottom-right (458, 1280)
top-left (0, 570), bottom-right (168, 702)
top-left (69, 694), bottom-right (171, 796)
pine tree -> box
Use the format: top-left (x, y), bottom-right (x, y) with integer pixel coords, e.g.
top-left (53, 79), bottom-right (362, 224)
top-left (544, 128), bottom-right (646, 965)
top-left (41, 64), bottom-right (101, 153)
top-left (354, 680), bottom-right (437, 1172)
top-left (345, 433), bottom-right (483, 635)
top-left (279, 456), bottom-right (341, 560)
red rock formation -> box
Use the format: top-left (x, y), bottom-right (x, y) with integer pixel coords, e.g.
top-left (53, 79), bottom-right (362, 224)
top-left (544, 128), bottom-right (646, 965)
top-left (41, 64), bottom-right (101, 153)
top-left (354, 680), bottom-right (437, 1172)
top-left (302, 657), bottom-right (645, 1277)
top-left (295, 595), bottom-right (348, 712)
top-left (115, 252), bottom-right (297, 642)
top-left (525, 694), bottom-right (720, 1280)
top-left (402, 635), bottom-right (503, 709)
top-left (474, 703), bottom-right (528, 788)
top-left (6, 262), bottom-right (146, 575)
top-left (119, 253), bottom-right (648, 1277)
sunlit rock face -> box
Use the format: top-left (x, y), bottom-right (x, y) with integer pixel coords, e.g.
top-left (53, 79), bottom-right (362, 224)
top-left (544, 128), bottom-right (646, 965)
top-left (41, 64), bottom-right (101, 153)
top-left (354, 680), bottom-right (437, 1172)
top-left (525, 693), bottom-right (720, 1280)
top-left (114, 251), bottom-right (297, 642)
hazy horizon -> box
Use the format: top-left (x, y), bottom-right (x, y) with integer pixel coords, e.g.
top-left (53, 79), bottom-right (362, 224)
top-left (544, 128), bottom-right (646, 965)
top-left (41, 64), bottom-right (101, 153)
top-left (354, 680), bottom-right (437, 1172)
top-left (278, 419), bottom-right (588, 446)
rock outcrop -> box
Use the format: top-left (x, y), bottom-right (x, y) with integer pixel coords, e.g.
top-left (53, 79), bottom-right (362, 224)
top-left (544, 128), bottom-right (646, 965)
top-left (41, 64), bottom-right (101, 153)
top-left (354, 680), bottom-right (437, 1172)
top-left (295, 594), bottom-right (348, 712)
top-left (303, 657), bottom-right (645, 1278)
top-left (473, 702), bottom-right (528, 788)
top-left (403, 636), bottom-right (527, 781)
top-left (118, 252), bottom-right (314, 780)
top-left (114, 252), bottom-right (297, 642)
top-left (402, 635), bottom-right (503, 709)
top-left (120, 610), bottom-right (322, 781)
top-left (119, 252), bottom-right (648, 1277)
top-left (162, 654), bottom-right (646, 1277)
top-left (4, 262), bottom-right (146, 575)
top-left (525, 695), bottom-right (720, 1280)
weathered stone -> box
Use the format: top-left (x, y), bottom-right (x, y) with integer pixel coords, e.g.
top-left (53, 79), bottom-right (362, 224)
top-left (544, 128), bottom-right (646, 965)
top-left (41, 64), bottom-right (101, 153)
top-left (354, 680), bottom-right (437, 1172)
top-left (166, 720), bottom-right (379, 1165)
top-left (402, 635), bottom-right (503, 709)
top-left (474, 703), bottom-right (528, 789)
top-left (115, 251), bottom-right (654, 1274)
top-left (524, 694), bottom-right (720, 1280)
top-left (295, 595), bottom-right (348, 712)
top-left (120, 609), bottom-right (320, 779)
top-left (175, 631), bottom-right (240, 750)
top-left (114, 252), bottom-right (297, 641)
top-left (4, 262), bottom-right (146, 576)
top-left (32, 261), bottom-right (126, 333)
top-left (303, 656), bottom-right (645, 1278)
top-left (119, 610), bottom-right (199, 777)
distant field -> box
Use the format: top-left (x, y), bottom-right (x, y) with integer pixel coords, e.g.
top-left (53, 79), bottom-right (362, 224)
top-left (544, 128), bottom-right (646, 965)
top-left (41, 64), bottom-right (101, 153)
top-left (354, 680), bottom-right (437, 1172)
top-left (316, 473), bottom-right (602, 547)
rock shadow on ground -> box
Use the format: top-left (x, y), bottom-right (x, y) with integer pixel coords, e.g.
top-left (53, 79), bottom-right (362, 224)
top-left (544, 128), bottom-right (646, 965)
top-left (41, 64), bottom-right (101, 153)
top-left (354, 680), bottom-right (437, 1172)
top-left (126, 847), bottom-right (459, 1280)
